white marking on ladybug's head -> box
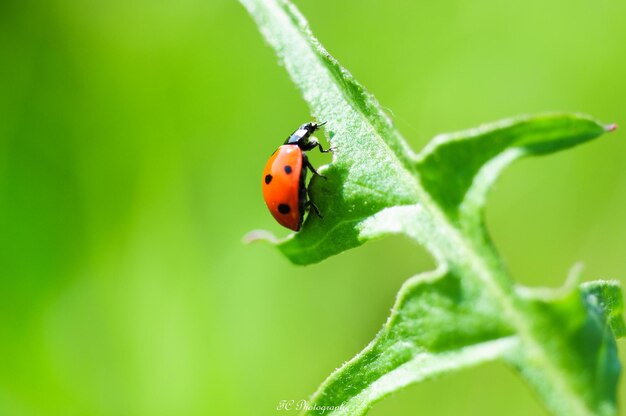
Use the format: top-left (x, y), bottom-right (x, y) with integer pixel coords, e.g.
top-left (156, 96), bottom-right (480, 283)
top-left (295, 129), bottom-right (308, 137)
top-left (306, 135), bottom-right (320, 148)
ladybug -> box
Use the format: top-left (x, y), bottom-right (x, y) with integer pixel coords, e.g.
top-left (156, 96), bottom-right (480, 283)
top-left (262, 121), bottom-right (333, 231)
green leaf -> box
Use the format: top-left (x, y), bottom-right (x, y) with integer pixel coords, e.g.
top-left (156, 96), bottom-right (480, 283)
top-left (511, 282), bottom-right (624, 416)
top-left (415, 114), bottom-right (609, 228)
top-left (240, 0), bottom-right (624, 415)
top-left (306, 272), bottom-right (624, 416)
top-left (581, 280), bottom-right (626, 338)
top-left (307, 267), bottom-right (517, 416)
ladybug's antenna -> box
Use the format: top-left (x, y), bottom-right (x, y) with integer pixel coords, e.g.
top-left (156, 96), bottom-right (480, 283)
top-left (317, 121), bottom-right (327, 128)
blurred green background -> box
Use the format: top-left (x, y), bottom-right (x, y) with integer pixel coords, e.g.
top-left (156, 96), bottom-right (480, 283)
top-left (1, 0), bottom-right (625, 415)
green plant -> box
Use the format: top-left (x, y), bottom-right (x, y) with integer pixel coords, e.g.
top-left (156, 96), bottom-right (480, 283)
top-left (241, 0), bottom-right (625, 415)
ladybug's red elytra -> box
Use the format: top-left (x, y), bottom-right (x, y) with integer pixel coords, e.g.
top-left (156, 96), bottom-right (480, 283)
top-left (262, 122), bottom-right (333, 231)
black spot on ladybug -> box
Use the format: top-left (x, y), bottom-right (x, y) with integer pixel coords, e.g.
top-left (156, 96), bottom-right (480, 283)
top-left (265, 174), bottom-right (273, 184)
top-left (284, 165), bottom-right (292, 174)
top-left (278, 204), bottom-right (291, 214)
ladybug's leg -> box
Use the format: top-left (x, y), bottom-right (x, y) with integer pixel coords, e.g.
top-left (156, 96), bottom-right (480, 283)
top-left (316, 142), bottom-right (335, 153)
top-left (306, 136), bottom-right (335, 154)
top-left (305, 201), bottom-right (323, 218)
top-left (302, 153), bottom-right (326, 179)
top-left (302, 157), bottom-right (323, 219)
top-left (310, 136), bottom-right (335, 153)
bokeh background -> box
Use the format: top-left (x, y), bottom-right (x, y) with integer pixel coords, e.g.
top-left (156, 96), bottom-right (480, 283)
top-left (1, 0), bottom-right (625, 415)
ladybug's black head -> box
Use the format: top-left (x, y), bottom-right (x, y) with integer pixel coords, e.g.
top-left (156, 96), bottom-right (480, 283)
top-left (301, 121), bottom-right (326, 132)
top-left (285, 121), bottom-right (327, 148)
